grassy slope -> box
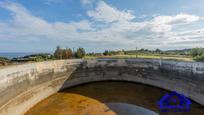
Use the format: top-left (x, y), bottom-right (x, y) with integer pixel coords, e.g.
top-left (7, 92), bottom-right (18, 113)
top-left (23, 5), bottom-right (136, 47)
top-left (84, 54), bottom-right (193, 62)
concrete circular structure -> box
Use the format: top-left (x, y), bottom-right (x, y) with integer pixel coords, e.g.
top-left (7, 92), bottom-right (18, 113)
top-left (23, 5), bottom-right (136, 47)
top-left (0, 59), bottom-right (204, 115)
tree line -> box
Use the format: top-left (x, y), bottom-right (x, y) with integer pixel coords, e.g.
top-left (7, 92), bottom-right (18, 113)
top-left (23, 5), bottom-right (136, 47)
top-left (87, 48), bottom-right (188, 56)
top-left (54, 46), bottom-right (86, 59)
top-left (103, 50), bottom-right (126, 56)
top-left (190, 48), bottom-right (204, 62)
top-left (1, 47), bottom-right (204, 66)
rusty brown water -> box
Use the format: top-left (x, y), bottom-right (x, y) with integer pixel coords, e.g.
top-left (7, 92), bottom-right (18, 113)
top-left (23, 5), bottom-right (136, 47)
top-left (26, 81), bottom-right (204, 115)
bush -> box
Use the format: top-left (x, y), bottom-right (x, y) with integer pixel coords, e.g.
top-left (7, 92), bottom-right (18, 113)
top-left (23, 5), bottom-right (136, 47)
top-left (75, 48), bottom-right (86, 58)
top-left (190, 48), bottom-right (203, 57)
top-left (32, 56), bottom-right (44, 62)
top-left (0, 57), bottom-right (9, 62)
top-left (117, 50), bottom-right (125, 55)
top-left (155, 49), bottom-right (162, 54)
top-left (194, 54), bottom-right (204, 62)
top-left (103, 50), bottom-right (117, 56)
top-left (0, 57), bottom-right (9, 65)
top-left (103, 50), bottom-right (109, 56)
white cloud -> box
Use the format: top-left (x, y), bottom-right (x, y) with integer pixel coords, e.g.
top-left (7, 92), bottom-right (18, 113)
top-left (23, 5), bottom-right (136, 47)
top-left (0, 1), bottom-right (204, 50)
top-left (152, 13), bottom-right (200, 25)
top-left (149, 13), bottom-right (200, 33)
top-left (87, 1), bottom-right (135, 23)
top-left (0, 2), bottom-right (94, 41)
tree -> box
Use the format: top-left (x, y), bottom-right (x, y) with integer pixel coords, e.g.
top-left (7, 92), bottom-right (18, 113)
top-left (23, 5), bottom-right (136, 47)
top-left (109, 50), bottom-right (117, 55)
top-left (54, 46), bottom-right (63, 59)
top-left (190, 48), bottom-right (203, 57)
top-left (75, 48), bottom-right (86, 58)
top-left (194, 53), bottom-right (204, 62)
top-left (122, 49), bottom-right (127, 55)
top-left (103, 50), bottom-right (109, 56)
top-left (62, 49), bottom-right (68, 59)
top-left (117, 50), bottom-right (125, 55)
top-left (155, 49), bottom-right (162, 54)
top-left (155, 49), bottom-right (161, 52)
top-left (63, 48), bottom-right (73, 59)
top-left (67, 48), bottom-right (73, 59)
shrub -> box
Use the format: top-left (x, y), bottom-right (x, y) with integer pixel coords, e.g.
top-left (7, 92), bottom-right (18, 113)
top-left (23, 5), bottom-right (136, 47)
top-left (0, 57), bottom-right (9, 62)
top-left (0, 57), bottom-right (9, 65)
top-left (194, 54), bottom-right (204, 62)
top-left (33, 56), bottom-right (44, 62)
top-left (103, 50), bottom-right (109, 56)
top-left (75, 48), bottom-right (86, 58)
top-left (190, 48), bottom-right (203, 57)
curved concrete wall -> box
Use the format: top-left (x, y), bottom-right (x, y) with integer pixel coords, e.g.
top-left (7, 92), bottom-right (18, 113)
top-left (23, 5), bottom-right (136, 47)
top-left (0, 59), bottom-right (204, 115)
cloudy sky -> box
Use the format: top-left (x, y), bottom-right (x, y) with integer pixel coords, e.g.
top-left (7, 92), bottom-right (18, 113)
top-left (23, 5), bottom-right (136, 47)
top-left (0, 0), bottom-right (204, 52)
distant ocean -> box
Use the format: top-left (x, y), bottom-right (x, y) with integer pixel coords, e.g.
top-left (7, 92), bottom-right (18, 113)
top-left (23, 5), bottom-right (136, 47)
top-left (0, 52), bottom-right (37, 59)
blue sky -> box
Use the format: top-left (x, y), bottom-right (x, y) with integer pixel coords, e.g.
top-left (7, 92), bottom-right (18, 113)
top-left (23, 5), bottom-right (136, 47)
top-left (0, 0), bottom-right (204, 52)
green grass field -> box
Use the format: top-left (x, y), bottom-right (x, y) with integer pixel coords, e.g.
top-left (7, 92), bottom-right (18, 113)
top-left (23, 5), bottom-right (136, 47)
top-left (84, 54), bottom-right (193, 62)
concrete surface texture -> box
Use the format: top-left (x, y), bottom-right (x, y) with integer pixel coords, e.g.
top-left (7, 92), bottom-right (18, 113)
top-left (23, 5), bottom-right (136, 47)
top-left (0, 59), bottom-right (203, 115)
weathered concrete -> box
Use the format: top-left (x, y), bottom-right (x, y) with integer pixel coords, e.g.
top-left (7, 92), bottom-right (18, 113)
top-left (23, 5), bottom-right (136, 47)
top-left (0, 59), bottom-right (204, 115)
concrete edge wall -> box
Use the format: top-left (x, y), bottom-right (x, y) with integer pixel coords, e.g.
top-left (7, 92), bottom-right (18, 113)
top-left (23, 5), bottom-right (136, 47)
top-left (0, 59), bottom-right (204, 115)
top-left (0, 59), bottom-right (83, 115)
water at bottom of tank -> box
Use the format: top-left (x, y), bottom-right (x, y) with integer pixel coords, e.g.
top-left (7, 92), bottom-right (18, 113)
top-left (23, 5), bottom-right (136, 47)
top-left (25, 81), bottom-right (204, 115)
